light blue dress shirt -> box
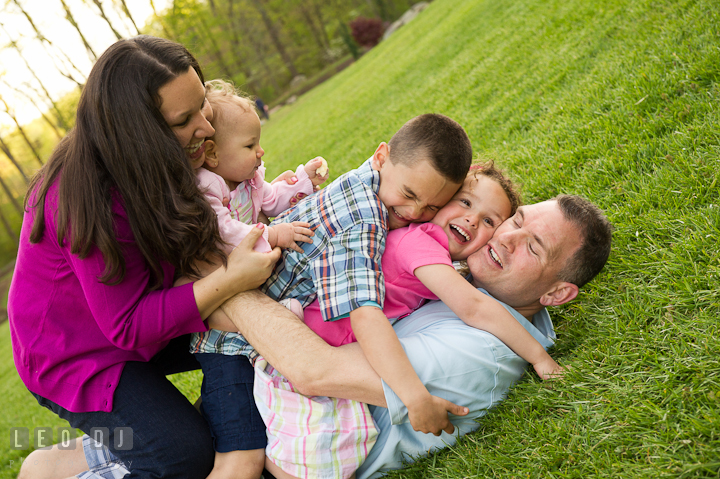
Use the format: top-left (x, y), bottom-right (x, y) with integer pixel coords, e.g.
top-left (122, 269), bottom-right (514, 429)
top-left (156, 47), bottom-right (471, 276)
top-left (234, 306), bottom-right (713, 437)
top-left (356, 289), bottom-right (556, 479)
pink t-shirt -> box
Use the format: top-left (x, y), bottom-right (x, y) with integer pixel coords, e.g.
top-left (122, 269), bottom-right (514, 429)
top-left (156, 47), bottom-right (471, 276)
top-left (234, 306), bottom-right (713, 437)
top-left (303, 222), bottom-right (452, 346)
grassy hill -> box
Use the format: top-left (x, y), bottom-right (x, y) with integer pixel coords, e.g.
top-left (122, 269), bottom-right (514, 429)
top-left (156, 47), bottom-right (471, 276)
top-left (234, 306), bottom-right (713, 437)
top-left (1, 0), bottom-right (718, 476)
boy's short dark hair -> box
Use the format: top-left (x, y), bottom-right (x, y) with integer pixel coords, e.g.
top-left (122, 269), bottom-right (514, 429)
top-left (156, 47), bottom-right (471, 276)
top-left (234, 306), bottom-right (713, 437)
top-left (388, 114), bottom-right (472, 184)
top-left (555, 195), bottom-right (613, 288)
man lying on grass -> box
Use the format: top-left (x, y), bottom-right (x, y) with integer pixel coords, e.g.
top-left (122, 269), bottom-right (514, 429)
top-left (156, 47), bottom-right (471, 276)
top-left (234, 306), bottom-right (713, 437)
top-left (229, 194), bottom-right (613, 479)
top-left (20, 195), bottom-right (611, 479)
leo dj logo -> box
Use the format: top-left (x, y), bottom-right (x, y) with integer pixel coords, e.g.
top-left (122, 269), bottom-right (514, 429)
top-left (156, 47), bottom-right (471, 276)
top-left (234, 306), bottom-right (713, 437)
top-left (10, 427), bottom-right (133, 450)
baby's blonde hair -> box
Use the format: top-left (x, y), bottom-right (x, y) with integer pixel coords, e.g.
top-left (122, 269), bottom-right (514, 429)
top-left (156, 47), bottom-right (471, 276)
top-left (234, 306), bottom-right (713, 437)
top-left (204, 79), bottom-right (256, 134)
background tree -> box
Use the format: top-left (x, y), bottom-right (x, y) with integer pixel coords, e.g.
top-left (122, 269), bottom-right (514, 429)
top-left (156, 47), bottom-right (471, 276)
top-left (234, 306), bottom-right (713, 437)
top-left (0, 79), bottom-right (64, 141)
top-left (58, 0), bottom-right (98, 61)
top-left (0, 95), bottom-right (44, 167)
top-left (0, 0), bottom-right (418, 258)
top-left (115, 0), bottom-right (142, 35)
top-left (88, 0), bottom-right (123, 40)
top-left (0, 134), bottom-right (29, 184)
top-left (9, 0), bottom-right (87, 86)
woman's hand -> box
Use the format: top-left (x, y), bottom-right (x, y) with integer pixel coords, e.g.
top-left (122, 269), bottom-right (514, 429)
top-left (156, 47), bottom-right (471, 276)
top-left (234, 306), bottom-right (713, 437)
top-left (271, 170), bottom-right (298, 185)
top-left (225, 224), bottom-right (282, 290)
top-left (193, 225), bottom-right (281, 319)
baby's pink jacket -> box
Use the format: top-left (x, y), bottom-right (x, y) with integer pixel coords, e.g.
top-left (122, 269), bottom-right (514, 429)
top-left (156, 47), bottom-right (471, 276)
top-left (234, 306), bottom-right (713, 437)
top-left (196, 163), bottom-right (314, 253)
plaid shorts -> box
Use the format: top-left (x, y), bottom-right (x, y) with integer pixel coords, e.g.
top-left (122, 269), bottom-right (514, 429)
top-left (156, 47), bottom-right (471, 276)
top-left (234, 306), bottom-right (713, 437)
top-left (253, 357), bottom-right (378, 479)
top-left (77, 435), bottom-right (129, 479)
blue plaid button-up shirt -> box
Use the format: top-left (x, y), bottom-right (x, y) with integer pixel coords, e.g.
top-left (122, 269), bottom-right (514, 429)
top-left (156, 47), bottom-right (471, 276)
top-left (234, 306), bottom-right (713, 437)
top-left (263, 157), bottom-right (388, 320)
top-left (191, 158), bottom-right (388, 356)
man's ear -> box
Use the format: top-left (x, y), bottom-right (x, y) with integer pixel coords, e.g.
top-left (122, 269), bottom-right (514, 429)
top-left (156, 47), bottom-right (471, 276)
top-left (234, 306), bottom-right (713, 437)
top-left (370, 142), bottom-right (390, 171)
top-left (204, 140), bottom-right (219, 169)
top-left (539, 282), bottom-right (579, 307)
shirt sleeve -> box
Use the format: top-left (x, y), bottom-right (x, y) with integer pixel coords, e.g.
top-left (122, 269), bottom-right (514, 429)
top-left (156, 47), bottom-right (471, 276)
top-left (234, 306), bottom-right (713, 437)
top-left (62, 203), bottom-right (207, 351)
top-left (198, 168), bottom-right (271, 253)
top-left (313, 222), bottom-right (386, 322)
top-left (382, 297), bottom-right (554, 426)
top-left (394, 223), bottom-right (453, 275)
top-left (258, 164), bottom-right (314, 218)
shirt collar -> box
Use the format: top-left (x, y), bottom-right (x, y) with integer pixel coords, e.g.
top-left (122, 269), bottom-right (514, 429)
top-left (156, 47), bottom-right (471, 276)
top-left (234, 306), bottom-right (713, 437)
top-left (477, 288), bottom-right (556, 349)
top-left (356, 157), bottom-right (381, 194)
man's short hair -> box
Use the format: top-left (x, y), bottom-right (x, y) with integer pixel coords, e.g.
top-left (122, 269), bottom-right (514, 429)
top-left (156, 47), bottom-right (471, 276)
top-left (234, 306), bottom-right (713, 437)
top-left (555, 194), bottom-right (612, 288)
top-left (388, 114), bottom-right (472, 184)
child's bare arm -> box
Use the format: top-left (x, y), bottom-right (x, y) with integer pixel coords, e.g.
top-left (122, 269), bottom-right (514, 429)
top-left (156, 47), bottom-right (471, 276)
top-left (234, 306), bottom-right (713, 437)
top-left (414, 264), bottom-right (564, 379)
top-left (350, 306), bottom-right (468, 435)
top-left (267, 222), bottom-right (314, 253)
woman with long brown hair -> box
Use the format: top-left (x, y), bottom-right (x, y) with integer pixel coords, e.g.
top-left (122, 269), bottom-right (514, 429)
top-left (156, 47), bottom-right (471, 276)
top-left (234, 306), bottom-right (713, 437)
top-left (9, 36), bottom-right (280, 478)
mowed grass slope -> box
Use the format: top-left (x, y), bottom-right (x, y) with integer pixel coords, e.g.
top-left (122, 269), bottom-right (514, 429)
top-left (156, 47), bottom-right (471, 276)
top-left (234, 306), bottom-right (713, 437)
top-left (1, 0), bottom-right (718, 477)
top-left (261, 0), bottom-right (720, 476)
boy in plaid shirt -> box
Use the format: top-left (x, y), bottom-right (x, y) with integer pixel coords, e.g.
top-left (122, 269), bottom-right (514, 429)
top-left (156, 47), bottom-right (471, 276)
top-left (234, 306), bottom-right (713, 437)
top-left (256, 114), bottom-right (472, 478)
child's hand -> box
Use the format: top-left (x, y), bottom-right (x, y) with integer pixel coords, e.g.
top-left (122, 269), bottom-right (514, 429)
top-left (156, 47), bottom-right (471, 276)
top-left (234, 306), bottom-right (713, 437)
top-left (406, 392), bottom-right (469, 436)
top-left (533, 357), bottom-right (566, 380)
top-left (268, 222), bottom-right (314, 253)
top-left (304, 157), bottom-right (329, 188)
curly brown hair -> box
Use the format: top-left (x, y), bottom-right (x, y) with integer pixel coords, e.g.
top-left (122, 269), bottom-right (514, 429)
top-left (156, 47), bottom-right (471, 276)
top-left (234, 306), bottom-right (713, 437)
top-left (456, 159), bottom-right (522, 277)
top-left (467, 159), bottom-right (522, 215)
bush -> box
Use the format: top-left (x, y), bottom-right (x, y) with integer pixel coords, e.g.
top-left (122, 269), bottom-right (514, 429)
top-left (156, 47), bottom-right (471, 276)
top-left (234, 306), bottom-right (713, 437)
top-left (349, 17), bottom-right (385, 48)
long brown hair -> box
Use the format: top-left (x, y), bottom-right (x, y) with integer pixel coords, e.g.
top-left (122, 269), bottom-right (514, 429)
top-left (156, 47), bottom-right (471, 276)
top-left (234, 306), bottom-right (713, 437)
top-left (27, 36), bottom-right (225, 288)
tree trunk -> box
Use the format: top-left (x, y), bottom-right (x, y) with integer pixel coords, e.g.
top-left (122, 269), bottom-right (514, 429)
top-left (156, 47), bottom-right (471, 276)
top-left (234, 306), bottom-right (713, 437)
top-left (117, 0), bottom-right (141, 35)
top-left (0, 174), bottom-right (23, 216)
top-left (149, 0), bottom-right (176, 40)
top-left (364, 0), bottom-right (382, 18)
top-left (15, 68), bottom-right (70, 132)
top-left (5, 3), bottom-right (86, 85)
top-left (0, 34), bottom-right (71, 131)
top-left (207, 0), bottom-right (218, 16)
top-left (195, 15), bottom-right (235, 80)
top-left (234, 6), bottom-right (281, 92)
top-left (225, 0), bottom-right (258, 93)
top-left (299, 4), bottom-right (329, 56)
top-left (59, 0), bottom-right (98, 61)
top-left (92, 0), bottom-right (123, 40)
top-left (248, 0), bottom-right (300, 78)
top-left (0, 202), bottom-right (19, 246)
top-left (312, 1), bottom-right (332, 49)
top-left (0, 97), bottom-right (44, 167)
top-left (0, 79), bottom-right (64, 140)
top-left (0, 136), bottom-right (29, 184)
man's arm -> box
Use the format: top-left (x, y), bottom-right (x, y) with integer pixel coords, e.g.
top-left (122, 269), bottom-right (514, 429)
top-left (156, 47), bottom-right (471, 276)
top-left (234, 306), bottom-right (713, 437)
top-left (219, 289), bottom-right (388, 406)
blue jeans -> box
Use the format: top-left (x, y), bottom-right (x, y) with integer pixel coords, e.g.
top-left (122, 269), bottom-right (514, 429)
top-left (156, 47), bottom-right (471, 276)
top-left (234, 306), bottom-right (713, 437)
top-left (32, 335), bottom-right (214, 479)
top-left (195, 353), bottom-right (267, 452)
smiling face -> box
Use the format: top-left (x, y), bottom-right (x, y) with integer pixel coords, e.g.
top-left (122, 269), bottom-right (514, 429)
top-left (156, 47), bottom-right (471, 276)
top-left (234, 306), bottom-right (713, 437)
top-left (158, 67), bottom-right (215, 168)
top-left (372, 143), bottom-right (461, 230)
top-left (467, 200), bottom-right (582, 314)
top-left (206, 106), bottom-right (264, 187)
top-left (431, 175), bottom-right (512, 261)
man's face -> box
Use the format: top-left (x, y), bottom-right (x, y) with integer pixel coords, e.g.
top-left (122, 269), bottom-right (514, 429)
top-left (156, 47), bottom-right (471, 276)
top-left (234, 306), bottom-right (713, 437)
top-left (467, 200), bottom-right (582, 310)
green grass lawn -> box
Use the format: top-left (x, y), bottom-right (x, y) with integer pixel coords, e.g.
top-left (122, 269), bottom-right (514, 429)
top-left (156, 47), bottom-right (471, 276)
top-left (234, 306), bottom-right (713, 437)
top-left (2, 0), bottom-right (719, 476)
